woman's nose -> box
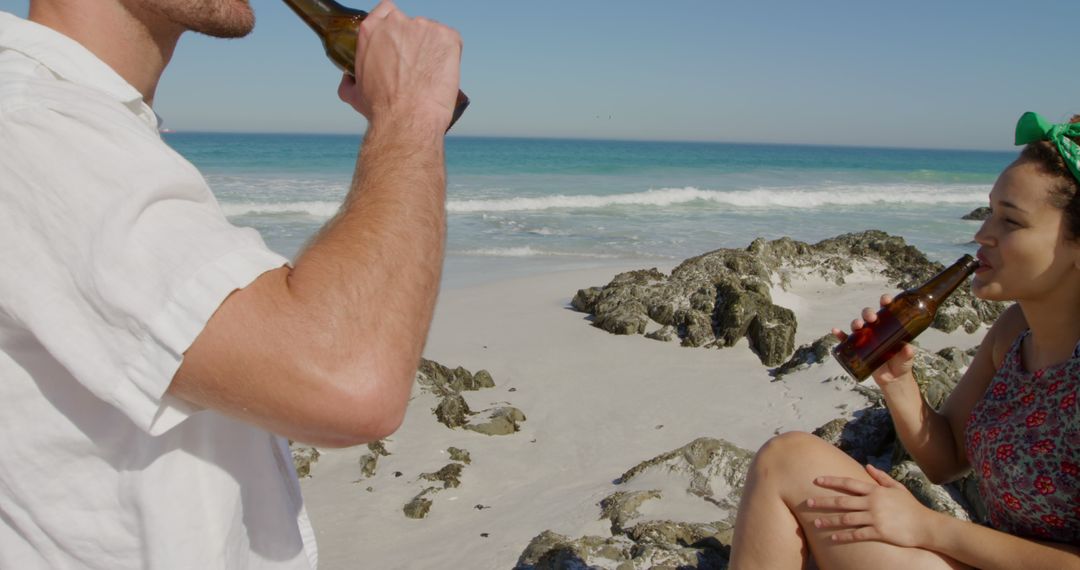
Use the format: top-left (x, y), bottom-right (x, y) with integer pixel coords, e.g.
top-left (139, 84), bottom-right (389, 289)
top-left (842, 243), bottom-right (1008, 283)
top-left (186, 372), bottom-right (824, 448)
top-left (973, 219), bottom-right (994, 246)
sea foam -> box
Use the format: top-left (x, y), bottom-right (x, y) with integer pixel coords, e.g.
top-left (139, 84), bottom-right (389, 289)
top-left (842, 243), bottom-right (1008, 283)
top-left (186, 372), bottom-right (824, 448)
top-left (445, 185), bottom-right (987, 213)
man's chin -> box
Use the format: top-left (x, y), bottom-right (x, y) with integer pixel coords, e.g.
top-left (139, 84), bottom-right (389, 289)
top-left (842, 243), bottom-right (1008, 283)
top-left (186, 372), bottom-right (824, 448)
top-left (188, 2), bottom-right (255, 39)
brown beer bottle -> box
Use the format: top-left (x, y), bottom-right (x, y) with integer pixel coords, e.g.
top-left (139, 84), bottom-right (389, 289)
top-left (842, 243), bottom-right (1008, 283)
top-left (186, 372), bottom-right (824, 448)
top-left (281, 0), bottom-right (470, 130)
top-left (832, 254), bottom-right (979, 381)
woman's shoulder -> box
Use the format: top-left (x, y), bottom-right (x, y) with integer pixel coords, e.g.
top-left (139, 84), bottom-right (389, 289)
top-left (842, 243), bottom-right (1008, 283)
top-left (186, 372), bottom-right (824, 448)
top-left (985, 303), bottom-right (1026, 369)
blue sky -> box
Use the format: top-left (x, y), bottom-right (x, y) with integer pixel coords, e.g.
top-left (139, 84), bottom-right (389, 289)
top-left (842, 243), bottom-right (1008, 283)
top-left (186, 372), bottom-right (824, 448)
top-left (6, 1), bottom-right (1078, 149)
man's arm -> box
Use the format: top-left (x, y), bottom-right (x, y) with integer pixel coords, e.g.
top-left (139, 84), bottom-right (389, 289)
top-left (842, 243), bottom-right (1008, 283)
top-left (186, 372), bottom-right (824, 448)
top-left (169, 2), bottom-right (460, 447)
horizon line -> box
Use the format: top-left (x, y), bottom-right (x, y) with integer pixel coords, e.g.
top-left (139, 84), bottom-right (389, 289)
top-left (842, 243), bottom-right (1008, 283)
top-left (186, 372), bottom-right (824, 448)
top-left (160, 129), bottom-right (1017, 155)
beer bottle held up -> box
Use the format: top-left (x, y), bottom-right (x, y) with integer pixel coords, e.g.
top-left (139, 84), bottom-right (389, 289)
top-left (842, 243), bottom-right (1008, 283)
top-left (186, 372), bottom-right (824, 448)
top-left (281, 0), bottom-right (470, 130)
top-left (832, 254), bottom-right (979, 381)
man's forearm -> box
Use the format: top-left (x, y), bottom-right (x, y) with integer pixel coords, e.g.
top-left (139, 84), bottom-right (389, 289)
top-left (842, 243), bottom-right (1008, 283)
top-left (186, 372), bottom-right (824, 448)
top-left (287, 120), bottom-right (447, 419)
top-left (169, 4), bottom-right (461, 446)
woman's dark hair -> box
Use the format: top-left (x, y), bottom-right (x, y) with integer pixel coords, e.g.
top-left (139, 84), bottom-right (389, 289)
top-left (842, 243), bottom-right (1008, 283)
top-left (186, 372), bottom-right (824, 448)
top-left (1018, 114), bottom-right (1080, 240)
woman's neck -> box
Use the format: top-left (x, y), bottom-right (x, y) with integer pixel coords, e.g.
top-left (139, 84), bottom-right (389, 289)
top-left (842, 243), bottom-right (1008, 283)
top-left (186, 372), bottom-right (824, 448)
top-left (1018, 283), bottom-right (1080, 370)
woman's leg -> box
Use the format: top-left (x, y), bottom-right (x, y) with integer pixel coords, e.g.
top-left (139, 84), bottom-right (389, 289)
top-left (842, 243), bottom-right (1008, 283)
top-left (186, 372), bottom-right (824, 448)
top-left (729, 431), bottom-right (969, 570)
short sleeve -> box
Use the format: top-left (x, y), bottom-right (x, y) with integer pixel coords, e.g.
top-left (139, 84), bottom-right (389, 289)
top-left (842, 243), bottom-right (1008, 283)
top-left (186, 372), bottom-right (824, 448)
top-left (0, 88), bottom-right (289, 435)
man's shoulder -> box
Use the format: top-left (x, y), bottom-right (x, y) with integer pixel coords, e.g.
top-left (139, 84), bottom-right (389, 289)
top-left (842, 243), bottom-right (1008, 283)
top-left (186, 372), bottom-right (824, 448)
top-left (0, 51), bottom-right (133, 125)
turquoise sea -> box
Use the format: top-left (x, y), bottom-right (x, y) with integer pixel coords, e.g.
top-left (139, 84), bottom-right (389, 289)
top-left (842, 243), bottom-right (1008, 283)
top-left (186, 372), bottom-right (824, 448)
top-left (164, 133), bottom-right (1014, 281)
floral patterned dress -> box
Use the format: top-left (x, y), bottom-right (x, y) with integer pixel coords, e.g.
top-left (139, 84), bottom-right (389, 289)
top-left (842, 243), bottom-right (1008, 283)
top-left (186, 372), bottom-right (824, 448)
top-left (964, 330), bottom-right (1079, 544)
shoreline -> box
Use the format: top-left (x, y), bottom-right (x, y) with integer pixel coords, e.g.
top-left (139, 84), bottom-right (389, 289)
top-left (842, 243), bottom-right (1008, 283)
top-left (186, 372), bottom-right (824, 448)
top-left (299, 255), bottom-right (986, 568)
top-left (439, 252), bottom-right (678, 292)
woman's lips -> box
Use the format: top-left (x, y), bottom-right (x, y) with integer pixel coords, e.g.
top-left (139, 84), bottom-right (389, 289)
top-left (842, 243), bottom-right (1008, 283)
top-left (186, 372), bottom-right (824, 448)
top-left (975, 252), bottom-right (992, 273)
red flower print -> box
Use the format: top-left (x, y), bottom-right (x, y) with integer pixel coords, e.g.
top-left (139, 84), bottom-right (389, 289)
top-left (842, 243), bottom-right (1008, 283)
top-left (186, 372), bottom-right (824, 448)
top-left (992, 382), bottom-right (1008, 398)
top-left (996, 444), bottom-right (1015, 462)
top-left (1026, 409), bottom-right (1047, 428)
top-left (1042, 514), bottom-right (1066, 528)
top-left (1021, 392), bottom-right (1035, 405)
top-left (1002, 493), bottom-right (1022, 511)
top-left (1031, 440), bottom-right (1055, 455)
top-left (1033, 369), bottom-right (1045, 379)
top-left (987, 427), bottom-right (1001, 441)
top-left (1047, 379), bottom-right (1063, 393)
top-left (982, 460), bottom-right (992, 478)
top-left (997, 406), bottom-right (1014, 421)
top-left (1062, 391), bottom-right (1076, 410)
top-left (971, 431), bottom-right (982, 447)
top-left (1034, 475), bottom-right (1056, 495)
top-left (1062, 461), bottom-right (1079, 477)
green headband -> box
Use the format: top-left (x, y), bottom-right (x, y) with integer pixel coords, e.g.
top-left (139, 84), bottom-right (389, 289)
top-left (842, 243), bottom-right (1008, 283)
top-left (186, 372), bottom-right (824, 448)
top-left (1014, 111), bottom-right (1080, 184)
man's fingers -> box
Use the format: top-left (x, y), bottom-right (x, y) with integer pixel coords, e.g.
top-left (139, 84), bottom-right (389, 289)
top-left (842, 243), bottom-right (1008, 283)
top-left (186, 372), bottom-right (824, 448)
top-left (368, 0), bottom-right (398, 19)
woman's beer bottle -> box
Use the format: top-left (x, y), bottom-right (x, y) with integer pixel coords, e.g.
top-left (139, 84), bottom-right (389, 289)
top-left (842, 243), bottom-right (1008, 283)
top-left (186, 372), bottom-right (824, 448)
top-left (833, 254), bottom-right (979, 381)
top-left (281, 0), bottom-right (470, 130)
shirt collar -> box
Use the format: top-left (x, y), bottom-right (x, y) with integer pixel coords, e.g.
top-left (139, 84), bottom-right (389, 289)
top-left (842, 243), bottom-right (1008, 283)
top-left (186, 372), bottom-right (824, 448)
top-left (0, 11), bottom-right (158, 128)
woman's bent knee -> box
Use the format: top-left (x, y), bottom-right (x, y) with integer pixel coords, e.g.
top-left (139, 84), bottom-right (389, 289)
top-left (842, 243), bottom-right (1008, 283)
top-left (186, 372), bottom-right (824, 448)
top-left (752, 431), bottom-right (832, 469)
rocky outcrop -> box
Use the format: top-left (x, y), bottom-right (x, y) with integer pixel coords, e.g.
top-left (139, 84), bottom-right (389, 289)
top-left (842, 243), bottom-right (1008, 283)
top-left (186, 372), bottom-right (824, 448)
top-left (403, 488), bottom-right (437, 520)
top-left (571, 230), bottom-right (1004, 365)
top-left (617, 437), bottom-right (755, 510)
top-left (447, 446), bottom-right (471, 464)
top-left (399, 358), bottom-right (529, 518)
top-left (812, 406), bottom-right (895, 465)
top-left (962, 207), bottom-right (991, 221)
top-left (418, 358), bottom-right (528, 435)
top-left (514, 528), bottom-right (730, 570)
top-left (290, 444), bottom-right (320, 479)
top-left (516, 437), bottom-right (752, 569)
top-left (417, 359), bottom-right (496, 396)
top-left (356, 441), bottom-right (391, 479)
top-left (771, 334), bottom-right (840, 380)
top-left (403, 458), bottom-right (470, 519)
top-left (465, 406), bottom-right (527, 436)
top-left (420, 463), bottom-right (465, 489)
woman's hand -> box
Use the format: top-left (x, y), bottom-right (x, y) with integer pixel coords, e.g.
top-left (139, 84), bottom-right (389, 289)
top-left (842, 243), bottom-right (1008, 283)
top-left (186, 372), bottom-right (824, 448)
top-left (807, 464), bottom-right (935, 548)
top-left (831, 293), bottom-right (917, 387)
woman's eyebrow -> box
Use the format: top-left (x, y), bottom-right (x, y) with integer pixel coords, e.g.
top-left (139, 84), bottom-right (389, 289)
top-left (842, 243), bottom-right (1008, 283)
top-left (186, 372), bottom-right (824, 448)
top-left (994, 199), bottom-right (1028, 213)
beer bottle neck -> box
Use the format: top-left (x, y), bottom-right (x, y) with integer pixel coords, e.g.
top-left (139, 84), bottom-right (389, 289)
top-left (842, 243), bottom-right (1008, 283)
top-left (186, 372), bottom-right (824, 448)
top-left (914, 254), bottom-right (979, 307)
top-left (281, 0), bottom-right (367, 33)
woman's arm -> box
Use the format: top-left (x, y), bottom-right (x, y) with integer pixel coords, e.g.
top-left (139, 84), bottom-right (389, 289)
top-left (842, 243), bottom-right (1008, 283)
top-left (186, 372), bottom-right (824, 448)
top-left (843, 300), bottom-right (1022, 483)
top-left (812, 464), bottom-right (1080, 570)
top-left (926, 510), bottom-right (1080, 569)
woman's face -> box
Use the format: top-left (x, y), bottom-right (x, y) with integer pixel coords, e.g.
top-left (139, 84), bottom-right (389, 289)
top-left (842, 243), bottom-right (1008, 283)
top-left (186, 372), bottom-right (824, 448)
top-left (972, 160), bottom-right (1080, 302)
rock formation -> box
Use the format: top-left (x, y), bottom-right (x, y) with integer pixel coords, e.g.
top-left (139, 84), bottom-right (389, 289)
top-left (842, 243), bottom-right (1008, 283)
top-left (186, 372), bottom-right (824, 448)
top-left (571, 230), bottom-right (1004, 366)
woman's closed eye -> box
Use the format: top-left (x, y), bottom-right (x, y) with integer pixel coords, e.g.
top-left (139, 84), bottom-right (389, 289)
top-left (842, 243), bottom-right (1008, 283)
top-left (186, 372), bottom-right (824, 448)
top-left (988, 208), bottom-right (1025, 228)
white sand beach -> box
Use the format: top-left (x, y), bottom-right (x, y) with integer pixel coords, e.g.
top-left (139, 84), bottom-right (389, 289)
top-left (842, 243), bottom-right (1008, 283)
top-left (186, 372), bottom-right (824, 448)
top-left (298, 256), bottom-right (986, 569)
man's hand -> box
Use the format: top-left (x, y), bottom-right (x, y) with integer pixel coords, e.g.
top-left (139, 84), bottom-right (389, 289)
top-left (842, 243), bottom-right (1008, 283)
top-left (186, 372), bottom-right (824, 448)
top-left (337, 0), bottom-right (462, 133)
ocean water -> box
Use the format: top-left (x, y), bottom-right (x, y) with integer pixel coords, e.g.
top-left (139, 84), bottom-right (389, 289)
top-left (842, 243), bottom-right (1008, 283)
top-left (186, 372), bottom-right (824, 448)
top-left (164, 133), bottom-right (1014, 280)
